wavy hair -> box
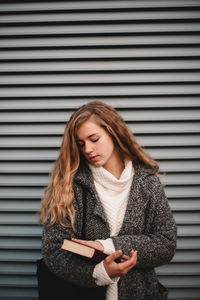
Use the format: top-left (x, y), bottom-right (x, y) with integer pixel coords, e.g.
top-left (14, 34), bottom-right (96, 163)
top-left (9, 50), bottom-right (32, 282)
top-left (39, 101), bottom-right (159, 230)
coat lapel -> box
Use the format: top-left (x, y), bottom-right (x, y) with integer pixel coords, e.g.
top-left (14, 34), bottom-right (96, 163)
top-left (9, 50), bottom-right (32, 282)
top-left (118, 164), bottom-right (145, 235)
top-left (74, 165), bottom-right (110, 232)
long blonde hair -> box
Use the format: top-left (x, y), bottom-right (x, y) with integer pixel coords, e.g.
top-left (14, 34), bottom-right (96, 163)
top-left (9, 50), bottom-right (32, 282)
top-left (39, 101), bottom-right (159, 230)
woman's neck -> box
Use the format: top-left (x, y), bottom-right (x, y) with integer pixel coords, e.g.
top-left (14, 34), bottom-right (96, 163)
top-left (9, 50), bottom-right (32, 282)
top-left (103, 154), bottom-right (125, 179)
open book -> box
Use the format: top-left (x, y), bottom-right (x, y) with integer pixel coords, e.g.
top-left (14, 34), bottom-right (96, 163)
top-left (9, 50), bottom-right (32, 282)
top-left (61, 239), bottom-right (108, 263)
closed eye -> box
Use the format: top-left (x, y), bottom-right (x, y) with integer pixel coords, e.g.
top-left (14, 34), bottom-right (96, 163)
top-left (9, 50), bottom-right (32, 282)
top-left (92, 138), bottom-right (99, 143)
top-left (77, 136), bottom-right (100, 148)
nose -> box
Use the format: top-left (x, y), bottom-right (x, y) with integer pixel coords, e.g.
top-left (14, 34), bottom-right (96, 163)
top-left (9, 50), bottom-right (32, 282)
top-left (84, 141), bottom-right (93, 154)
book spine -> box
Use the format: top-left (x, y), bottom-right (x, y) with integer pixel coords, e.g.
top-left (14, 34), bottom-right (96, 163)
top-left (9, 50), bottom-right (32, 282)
top-left (92, 251), bottom-right (108, 263)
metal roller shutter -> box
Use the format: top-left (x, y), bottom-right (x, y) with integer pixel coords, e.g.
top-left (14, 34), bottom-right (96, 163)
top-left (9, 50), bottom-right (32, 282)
top-left (0, 1), bottom-right (199, 299)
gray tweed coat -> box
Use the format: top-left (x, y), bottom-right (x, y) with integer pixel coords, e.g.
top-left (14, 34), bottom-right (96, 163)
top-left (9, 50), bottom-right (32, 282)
top-left (42, 163), bottom-right (177, 300)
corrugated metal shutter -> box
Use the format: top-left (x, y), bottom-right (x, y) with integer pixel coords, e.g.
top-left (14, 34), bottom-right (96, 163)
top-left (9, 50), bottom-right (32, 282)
top-left (0, 1), bottom-right (200, 299)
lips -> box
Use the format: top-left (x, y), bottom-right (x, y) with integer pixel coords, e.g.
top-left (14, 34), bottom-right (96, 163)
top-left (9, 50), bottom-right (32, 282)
top-left (89, 155), bottom-right (98, 161)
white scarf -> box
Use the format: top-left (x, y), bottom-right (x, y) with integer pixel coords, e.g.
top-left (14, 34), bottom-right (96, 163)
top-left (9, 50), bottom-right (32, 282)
top-left (89, 161), bottom-right (134, 236)
top-left (89, 161), bottom-right (134, 300)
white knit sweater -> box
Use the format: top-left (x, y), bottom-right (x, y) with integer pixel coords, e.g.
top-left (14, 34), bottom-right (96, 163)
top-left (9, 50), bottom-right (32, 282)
top-left (89, 161), bottom-right (134, 300)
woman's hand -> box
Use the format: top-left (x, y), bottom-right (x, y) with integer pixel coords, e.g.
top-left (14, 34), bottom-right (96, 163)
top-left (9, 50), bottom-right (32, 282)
top-left (72, 239), bottom-right (137, 278)
top-left (103, 250), bottom-right (137, 278)
top-left (72, 238), bottom-right (104, 252)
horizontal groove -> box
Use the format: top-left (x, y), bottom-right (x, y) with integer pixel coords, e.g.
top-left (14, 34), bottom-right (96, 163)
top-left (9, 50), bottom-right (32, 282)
top-left (0, 211), bottom-right (199, 225)
top-left (1, 32), bottom-right (199, 40)
top-left (0, 225), bottom-right (199, 238)
top-left (1, 7), bottom-right (200, 14)
top-left (0, 47), bottom-right (200, 60)
top-left (169, 199), bottom-right (200, 212)
top-left (0, 135), bottom-right (199, 148)
top-left (0, 97), bottom-right (199, 110)
top-left (1, 160), bottom-right (199, 174)
top-left (0, 10), bottom-right (200, 25)
top-left (1, 31), bottom-right (199, 39)
top-left (1, 36), bottom-right (200, 50)
top-left (0, 262), bottom-right (198, 276)
top-left (0, 86), bottom-right (200, 98)
top-left (0, 208), bottom-right (198, 214)
top-left (0, 284), bottom-right (36, 289)
top-left (0, 197), bottom-right (200, 213)
top-left (0, 147), bottom-right (199, 161)
top-left (1, 46), bottom-right (200, 54)
top-left (156, 263), bottom-right (200, 276)
top-left (0, 246), bottom-right (41, 250)
top-left (161, 173), bottom-right (200, 186)
top-left (0, 250), bottom-right (198, 264)
top-left (0, 109), bottom-right (199, 122)
top-left (0, 122), bottom-right (199, 135)
top-left (0, 262), bottom-right (199, 276)
top-left (0, 233), bottom-right (41, 238)
top-left (0, 59), bottom-right (200, 71)
top-left (177, 225), bottom-right (200, 237)
top-left (0, 226), bottom-right (42, 237)
top-left (1, 23), bottom-right (200, 37)
top-left (0, 272), bottom-right (36, 276)
top-left (0, 259), bottom-right (39, 263)
top-left (0, 195), bottom-right (199, 202)
top-left (0, 242), bottom-right (41, 251)
top-left (0, 249), bottom-right (41, 261)
top-left (3, 283), bottom-right (200, 290)
top-left (173, 250), bottom-right (200, 262)
top-left (0, 283), bottom-right (199, 292)
top-left (0, 72), bottom-right (200, 85)
top-left (0, 81), bottom-right (200, 88)
top-left (1, 1), bottom-right (200, 12)
top-left (162, 285), bottom-right (200, 290)
top-left (0, 173), bottom-right (200, 186)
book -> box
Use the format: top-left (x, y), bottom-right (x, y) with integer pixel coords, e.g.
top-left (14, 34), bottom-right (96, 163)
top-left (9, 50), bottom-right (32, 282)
top-left (61, 239), bottom-right (108, 263)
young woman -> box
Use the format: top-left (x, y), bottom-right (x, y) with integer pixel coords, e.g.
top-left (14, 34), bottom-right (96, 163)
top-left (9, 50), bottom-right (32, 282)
top-left (39, 101), bottom-right (177, 300)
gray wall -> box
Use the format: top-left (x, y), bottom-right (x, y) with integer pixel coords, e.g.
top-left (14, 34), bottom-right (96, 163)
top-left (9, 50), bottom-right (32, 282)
top-left (0, 1), bottom-right (200, 299)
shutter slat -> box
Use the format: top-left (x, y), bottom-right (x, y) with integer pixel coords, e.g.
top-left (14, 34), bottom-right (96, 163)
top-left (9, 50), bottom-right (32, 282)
top-left (1, 23), bottom-right (200, 36)
top-left (0, 122), bottom-right (200, 135)
top-left (1, 173), bottom-right (199, 186)
top-left (1, 72), bottom-right (200, 84)
top-left (0, 226), bottom-right (42, 237)
top-left (1, 147), bottom-right (199, 161)
top-left (0, 97), bottom-right (199, 109)
top-left (1, 160), bottom-right (200, 173)
top-left (1, 11), bottom-right (200, 24)
top-left (0, 109), bottom-right (199, 122)
top-left (1, 0), bottom-right (200, 12)
top-left (1, 59), bottom-right (200, 71)
top-left (1, 47), bottom-right (200, 60)
top-left (0, 85), bottom-right (200, 97)
top-left (0, 134), bottom-right (199, 148)
top-left (0, 250), bottom-right (41, 262)
top-left (0, 200), bottom-right (40, 212)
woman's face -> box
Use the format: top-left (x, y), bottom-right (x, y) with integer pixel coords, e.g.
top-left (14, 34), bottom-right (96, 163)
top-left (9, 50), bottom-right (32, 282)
top-left (76, 119), bottom-right (117, 169)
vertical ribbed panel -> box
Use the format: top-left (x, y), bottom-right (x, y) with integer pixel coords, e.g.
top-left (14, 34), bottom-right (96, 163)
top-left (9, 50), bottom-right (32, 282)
top-left (0, 1), bottom-right (200, 299)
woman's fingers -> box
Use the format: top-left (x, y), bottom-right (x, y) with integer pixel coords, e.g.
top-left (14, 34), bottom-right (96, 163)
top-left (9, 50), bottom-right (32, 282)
top-left (105, 250), bottom-right (123, 264)
top-left (71, 239), bottom-right (104, 251)
top-left (120, 250), bottom-right (137, 274)
top-left (117, 250), bottom-right (137, 275)
top-left (120, 254), bottom-right (131, 262)
top-left (104, 250), bottom-right (137, 278)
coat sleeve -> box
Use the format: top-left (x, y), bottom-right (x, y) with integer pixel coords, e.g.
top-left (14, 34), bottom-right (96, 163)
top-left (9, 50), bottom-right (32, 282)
top-left (41, 189), bottom-right (98, 288)
top-left (112, 174), bottom-right (177, 269)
